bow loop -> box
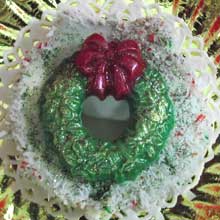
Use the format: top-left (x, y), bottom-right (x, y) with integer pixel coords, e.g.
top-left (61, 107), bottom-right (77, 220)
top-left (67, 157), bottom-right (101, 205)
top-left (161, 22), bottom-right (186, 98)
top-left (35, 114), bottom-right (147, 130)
top-left (83, 33), bottom-right (108, 51)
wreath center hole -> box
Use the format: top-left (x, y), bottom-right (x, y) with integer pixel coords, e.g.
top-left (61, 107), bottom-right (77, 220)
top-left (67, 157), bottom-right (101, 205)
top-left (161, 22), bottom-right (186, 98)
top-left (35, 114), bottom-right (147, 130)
top-left (82, 96), bottom-right (131, 141)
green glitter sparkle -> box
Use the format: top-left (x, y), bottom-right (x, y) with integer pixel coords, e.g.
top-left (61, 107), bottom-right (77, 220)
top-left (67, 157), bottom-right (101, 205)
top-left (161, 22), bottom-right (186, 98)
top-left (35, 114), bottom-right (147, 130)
top-left (39, 57), bottom-right (175, 184)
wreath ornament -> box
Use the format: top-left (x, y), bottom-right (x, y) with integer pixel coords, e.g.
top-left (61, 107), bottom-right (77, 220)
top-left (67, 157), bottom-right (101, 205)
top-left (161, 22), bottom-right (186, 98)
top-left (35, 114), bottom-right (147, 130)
top-left (40, 32), bottom-right (174, 184)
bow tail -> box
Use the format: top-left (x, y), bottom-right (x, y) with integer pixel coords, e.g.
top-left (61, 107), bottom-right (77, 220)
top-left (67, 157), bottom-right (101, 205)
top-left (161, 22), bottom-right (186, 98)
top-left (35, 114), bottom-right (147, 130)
top-left (87, 62), bottom-right (108, 100)
top-left (112, 65), bottom-right (131, 100)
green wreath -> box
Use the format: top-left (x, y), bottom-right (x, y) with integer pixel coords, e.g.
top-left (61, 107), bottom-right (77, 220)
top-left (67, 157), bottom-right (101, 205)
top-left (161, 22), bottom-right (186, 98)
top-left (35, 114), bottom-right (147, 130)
top-left (40, 57), bottom-right (174, 184)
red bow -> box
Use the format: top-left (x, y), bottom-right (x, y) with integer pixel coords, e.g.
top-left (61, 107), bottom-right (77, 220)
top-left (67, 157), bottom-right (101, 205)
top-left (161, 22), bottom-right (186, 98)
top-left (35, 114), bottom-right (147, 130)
top-left (75, 33), bottom-right (146, 100)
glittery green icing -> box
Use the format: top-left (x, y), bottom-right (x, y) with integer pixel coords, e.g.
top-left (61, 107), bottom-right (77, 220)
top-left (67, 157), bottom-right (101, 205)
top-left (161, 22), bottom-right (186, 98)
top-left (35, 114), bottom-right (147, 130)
top-left (40, 58), bottom-right (175, 184)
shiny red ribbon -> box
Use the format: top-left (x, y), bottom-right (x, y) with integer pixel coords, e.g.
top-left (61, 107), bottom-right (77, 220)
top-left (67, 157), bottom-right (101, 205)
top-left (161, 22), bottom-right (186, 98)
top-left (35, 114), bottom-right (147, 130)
top-left (75, 33), bottom-right (146, 100)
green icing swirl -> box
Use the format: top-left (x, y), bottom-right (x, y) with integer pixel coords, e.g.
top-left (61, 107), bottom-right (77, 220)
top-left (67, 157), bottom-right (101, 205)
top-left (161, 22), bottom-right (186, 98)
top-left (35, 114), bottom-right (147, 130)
top-left (40, 59), bottom-right (174, 184)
